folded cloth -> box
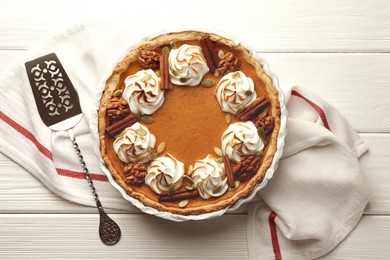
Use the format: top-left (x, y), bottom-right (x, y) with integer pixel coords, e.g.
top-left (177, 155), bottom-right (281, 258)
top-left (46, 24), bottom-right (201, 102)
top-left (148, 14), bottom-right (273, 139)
top-left (247, 87), bottom-right (370, 259)
top-left (0, 18), bottom-right (369, 259)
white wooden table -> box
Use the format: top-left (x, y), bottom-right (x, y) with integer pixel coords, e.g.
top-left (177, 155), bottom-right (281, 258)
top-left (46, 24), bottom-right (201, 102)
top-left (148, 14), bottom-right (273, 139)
top-left (1, 0), bottom-right (389, 259)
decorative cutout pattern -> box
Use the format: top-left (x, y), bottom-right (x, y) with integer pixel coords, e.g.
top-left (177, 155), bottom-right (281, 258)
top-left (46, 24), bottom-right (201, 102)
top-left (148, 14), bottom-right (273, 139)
top-left (30, 59), bottom-right (74, 116)
top-left (25, 53), bottom-right (81, 127)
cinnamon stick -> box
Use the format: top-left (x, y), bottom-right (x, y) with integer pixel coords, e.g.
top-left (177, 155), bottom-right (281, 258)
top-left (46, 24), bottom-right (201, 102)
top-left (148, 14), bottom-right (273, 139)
top-left (200, 37), bottom-right (215, 72)
top-left (223, 155), bottom-right (235, 188)
top-left (164, 55), bottom-right (169, 89)
top-left (105, 114), bottom-right (137, 137)
top-left (204, 36), bottom-right (219, 67)
top-left (237, 97), bottom-right (269, 121)
top-left (200, 35), bottom-right (218, 72)
top-left (158, 189), bottom-right (199, 202)
top-left (159, 54), bottom-right (167, 90)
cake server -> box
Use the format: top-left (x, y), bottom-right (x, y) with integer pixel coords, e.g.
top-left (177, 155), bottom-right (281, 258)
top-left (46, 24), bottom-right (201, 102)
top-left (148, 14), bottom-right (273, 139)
top-left (25, 53), bottom-right (121, 246)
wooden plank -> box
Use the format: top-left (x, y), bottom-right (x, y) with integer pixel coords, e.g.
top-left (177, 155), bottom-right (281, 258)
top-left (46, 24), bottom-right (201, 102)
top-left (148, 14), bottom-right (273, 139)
top-left (0, 0), bottom-right (389, 52)
top-left (0, 133), bottom-right (388, 215)
top-left (0, 213), bottom-right (248, 259)
top-left (1, 51), bottom-right (389, 132)
top-left (322, 216), bottom-right (390, 259)
top-left (0, 50), bottom-right (20, 71)
top-left (260, 53), bottom-right (390, 133)
top-left (360, 134), bottom-right (390, 215)
top-left (0, 214), bottom-right (389, 259)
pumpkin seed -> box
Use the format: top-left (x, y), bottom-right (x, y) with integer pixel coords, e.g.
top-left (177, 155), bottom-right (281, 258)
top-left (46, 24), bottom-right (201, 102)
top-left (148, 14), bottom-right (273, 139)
top-left (213, 70), bottom-right (220, 77)
top-left (184, 175), bottom-right (194, 185)
top-left (245, 90), bottom-right (253, 97)
top-left (155, 70), bottom-right (161, 77)
top-left (198, 182), bottom-right (205, 195)
top-left (147, 146), bottom-right (156, 153)
top-left (200, 78), bottom-right (215, 88)
top-left (229, 180), bottom-right (240, 191)
top-left (235, 105), bottom-right (246, 116)
top-left (213, 185), bottom-right (222, 194)
top-left (147, 153), bottom-right (154, 161)
top-left (113, 89), bottom-right (123, 97)
top-left (157, 142), bottom-right (166, 154)
top-left (178, 200), bottom-right (189, 208)
top-left (140, 73), bottom-right (152, 82)
top-left (213, 147), bottom-right (223, 157)
top-left (147, 152), bottom-right (158, 161)
top-left (171, 68), bottom-right (179, 76)
top-left (218, 49), bottom-right (225, 59)
top-left (221, 168), bottom-right (227, 179)
top-left (136, 128), bottom-right (147, 136)
top-left (170, 41), bottom-right (177, 49)
top-left (135, 154), bottom-right (148, 163)
top-left (135, 112), bottom-right (142, 120)
top-left (162, 46), bottom-right (170, 55)
top-left (257, 127), bottom-right (266, 141)
top-left (168, 184), bottom-right (175, 196)
top-left (141, 116), bottom-right (154, 124)
top-left (114, 130), bottom-right (126, 139)
top-left (255, 150), bottom-right (264, 157)
top-left (225, 114), bottom-right (231, 124)
top-left (187, 165), bottom-right (193, 175)
top-left (232, 71), bottom-right (241, 79)
top-left (185, 185), bottom-right (194, 191)
top-left (216, 157), bottom-right (224, 164)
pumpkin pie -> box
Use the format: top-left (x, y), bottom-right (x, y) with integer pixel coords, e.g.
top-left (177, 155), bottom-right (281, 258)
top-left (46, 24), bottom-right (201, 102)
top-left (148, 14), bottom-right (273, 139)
top-left (97, 31), bottom-right (282, 216)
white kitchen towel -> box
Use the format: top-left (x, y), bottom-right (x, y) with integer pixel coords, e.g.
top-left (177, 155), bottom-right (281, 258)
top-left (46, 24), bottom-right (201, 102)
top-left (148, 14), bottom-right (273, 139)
top-left (0, 18), bottom-right (369, 259)
top-left (247, 87), bottom-right (369, 259)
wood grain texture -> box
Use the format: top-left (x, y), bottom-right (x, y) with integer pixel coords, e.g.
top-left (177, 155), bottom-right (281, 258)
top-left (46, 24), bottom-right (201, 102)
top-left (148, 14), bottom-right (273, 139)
top-left (0, 0), bottom-right (389, 52)
top-left (260, 53), bottom-right (390, 132)
top-left (0, 214), bottom-right (389, 259)
top-left (323, 216), bottom-right (390, 259)
top-left (0, 214), bottom-right (248, 259)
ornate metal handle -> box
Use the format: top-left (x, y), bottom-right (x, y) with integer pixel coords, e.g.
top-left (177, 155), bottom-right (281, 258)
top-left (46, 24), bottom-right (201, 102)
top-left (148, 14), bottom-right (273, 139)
top-left (67, 129), bottom-right (121, 246)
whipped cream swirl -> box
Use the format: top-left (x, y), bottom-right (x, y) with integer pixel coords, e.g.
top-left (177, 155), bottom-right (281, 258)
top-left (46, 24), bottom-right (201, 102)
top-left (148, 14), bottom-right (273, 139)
top-left (168, 44), bottom-right (209, 86)
top-left (192, 154), bottom-right (228, 200)
top-left (113, 122), bottom-right (156, 163)
top-left (221, 121), bottom-right (264, 162)
top-left (145, 154), bottom-right (185, 195)
top-left (215, 71), bottom-right (257, 114)
top-left (123, 69), bottom-right (164, 115)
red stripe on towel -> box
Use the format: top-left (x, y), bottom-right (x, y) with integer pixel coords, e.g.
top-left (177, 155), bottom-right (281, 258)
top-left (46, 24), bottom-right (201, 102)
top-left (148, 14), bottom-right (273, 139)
top-left (269, 211), bottom-right (282, 260)
top-left (291, 90), bottom-right (331, 131)
top-left (0, 111), bottom-right (108, 182)
top-left (56, 168), bottom-right (108, 182)
top-left (0, 111), bottom-right (53, 160)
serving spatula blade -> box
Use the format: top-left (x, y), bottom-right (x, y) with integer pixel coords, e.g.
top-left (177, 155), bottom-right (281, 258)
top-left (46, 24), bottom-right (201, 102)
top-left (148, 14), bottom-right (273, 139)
top-left (25, 53), bottom-right (121, 246)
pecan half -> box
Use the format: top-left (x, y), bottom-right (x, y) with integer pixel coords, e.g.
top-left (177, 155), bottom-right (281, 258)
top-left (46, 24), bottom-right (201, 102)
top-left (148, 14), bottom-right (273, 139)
top-left (233, 155), bottom-right (261, 181)
top-left (138, 50), bottom-right (160, 69)
top-left (218, 52), bottom-right (241, 75)
top-left (124, 163), bottom-right (147, 185)
top-left (254, 112), bottom-right (275, 135)
top-left (107, 96), bottom-right (130, 121)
